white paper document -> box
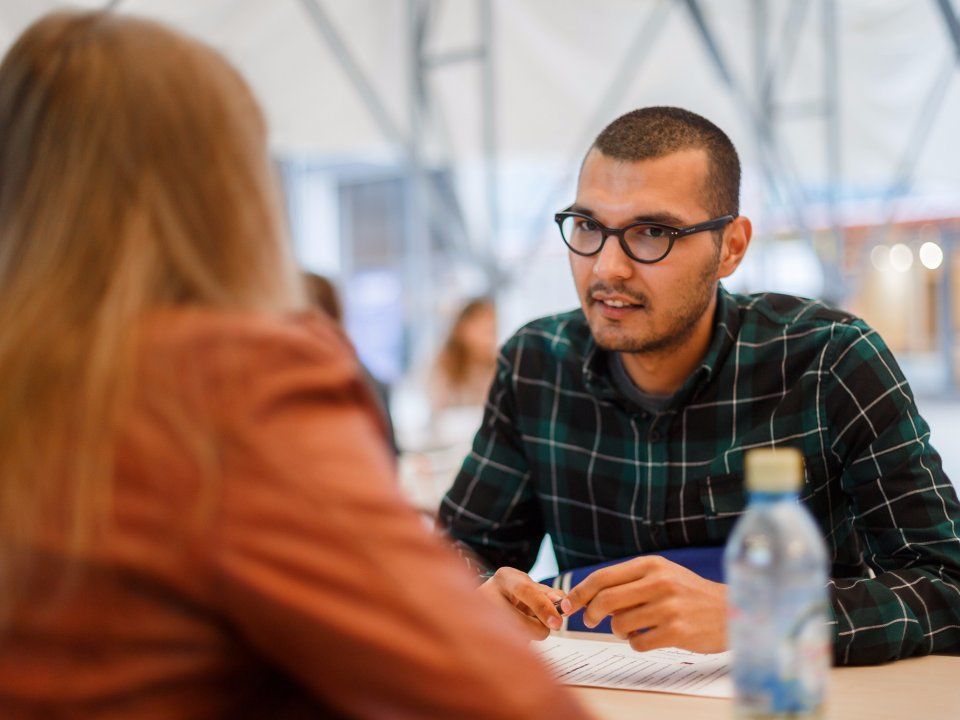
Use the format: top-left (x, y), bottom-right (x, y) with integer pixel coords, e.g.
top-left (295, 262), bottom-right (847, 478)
top-left (534, 636), bottom-right (732, 698)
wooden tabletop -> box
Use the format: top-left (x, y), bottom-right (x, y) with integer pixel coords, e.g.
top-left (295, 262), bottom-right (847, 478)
top-left (560, 632), bottom-right (960, 720)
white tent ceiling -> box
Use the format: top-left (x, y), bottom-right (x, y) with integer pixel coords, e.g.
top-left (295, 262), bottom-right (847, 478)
top-left (2, 0), bottom-right (958, 207)
top-left (2, 1), bottom-right (958, 386)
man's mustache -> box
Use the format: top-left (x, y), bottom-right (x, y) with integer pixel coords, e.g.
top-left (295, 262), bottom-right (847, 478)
top-left (586, 282), bottom-right (648, 306)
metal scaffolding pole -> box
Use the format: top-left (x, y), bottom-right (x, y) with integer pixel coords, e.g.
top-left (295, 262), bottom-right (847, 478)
top-left (849, 0), bottom-right (960, 396)
top-left (752, 0), bottom-right (772, 141)
top-left (517, 0), bottom-right (672, 275)
top-left (872, 0), bottom-right (960, 224)
top-left (404, 0), bottom-right (435, 369)
top-left (935, 0), bottom-right (960, 58)
top-left (682, 0), bottom-right (814, 240)
top-left (688, 0), bottom-right (854, 301)
top-left (878, 57), bottom-right (954, 232)
top-left (939, 230), bottom-right (958, 395)
top-left (479, 0), bottom-right (500, 271)
top-left (933, 0), bottom-right (960, 394)
top-left (850, 54), bottom-right (956, 344)
top-left (822, 0), bottom-right (844, 297)
top-left (751, 0), bottom-right (774, 288)
top-left (296, 0), bottom-right (475, 245)
top-left (851, 1), bottom-right (960, 240)
top-left (413, 0), bottom-right (502, 280)
top-left (297, 0), bottom-right (502, 363)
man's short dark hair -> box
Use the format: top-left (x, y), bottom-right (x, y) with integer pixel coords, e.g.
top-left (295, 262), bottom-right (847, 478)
top-left (590, 106), bottom-right (740, 218)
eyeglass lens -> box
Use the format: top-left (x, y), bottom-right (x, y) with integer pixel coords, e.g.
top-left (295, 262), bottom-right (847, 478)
top-left (559, 215), bottom-right (671, 261)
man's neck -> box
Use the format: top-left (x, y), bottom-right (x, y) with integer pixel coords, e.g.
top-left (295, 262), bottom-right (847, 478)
top-left (618, 293), bottom-right (718, 397)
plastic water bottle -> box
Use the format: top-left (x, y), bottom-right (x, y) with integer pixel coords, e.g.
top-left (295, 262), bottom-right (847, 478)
top-left (724, 448), bottom-right (831, 718)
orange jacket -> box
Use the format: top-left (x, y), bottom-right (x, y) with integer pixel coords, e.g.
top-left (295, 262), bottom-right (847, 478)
top-left (0, 309), bottom-right (589, 720)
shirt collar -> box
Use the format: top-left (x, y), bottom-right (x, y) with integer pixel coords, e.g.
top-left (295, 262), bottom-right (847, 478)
top-left (581, 283), bottom-right (741, 410)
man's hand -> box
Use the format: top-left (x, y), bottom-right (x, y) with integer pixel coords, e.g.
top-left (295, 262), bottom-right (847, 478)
top-left (478, 567), bottom-right (572, 640)
top-left (564, 556), bottom-right (727, 653)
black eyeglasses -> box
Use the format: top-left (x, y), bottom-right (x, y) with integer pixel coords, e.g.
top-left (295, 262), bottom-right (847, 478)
top-left (554, 207), bottom-right (736, 264)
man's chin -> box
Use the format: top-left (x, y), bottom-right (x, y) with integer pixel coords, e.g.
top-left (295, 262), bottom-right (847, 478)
top-left (589, 322), bottom-right (654, 353)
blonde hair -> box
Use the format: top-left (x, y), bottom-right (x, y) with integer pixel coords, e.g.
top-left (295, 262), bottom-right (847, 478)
top-left (436, 297), bottom-right (495, 386)
top-left (0, 11), bottom-right (304, 609)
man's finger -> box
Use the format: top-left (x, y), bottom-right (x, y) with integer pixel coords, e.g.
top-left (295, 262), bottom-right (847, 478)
top-left (580, 578), bottom-right (663, 628)
top-left (544, 588), bottom-right (573, 615)
top-left (608, 600), bottom-right (676, 640)
top-left (509, 599), bottom-right (556, 639)
top-left (516, 612), bottom-right (552, 640)
top-left (583, 575), bottom-right (675, 627)
top-left (513, 582), bottom-right (564, 630)
top-left (484, 580), bottom-right (553, 639)
top-left (566, 557), bottom-right (659, 613)
top-left (628, 625), bottom-right (671, 653)
top-left (544, 587), bottom-right (565, 603)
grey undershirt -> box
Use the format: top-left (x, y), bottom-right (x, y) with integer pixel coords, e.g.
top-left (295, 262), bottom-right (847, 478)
top-left (609, 352), bottom-right (674, 414)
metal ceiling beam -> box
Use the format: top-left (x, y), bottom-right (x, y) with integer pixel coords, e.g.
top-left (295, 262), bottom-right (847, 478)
top-left (297, 0), bottom-right (409, 150)
top-left (759, 0), bottom-right (811, 107)
top-left (935, 0), bottom-right (960, 60)
top-left (878, 56), bottom-right (954, 232)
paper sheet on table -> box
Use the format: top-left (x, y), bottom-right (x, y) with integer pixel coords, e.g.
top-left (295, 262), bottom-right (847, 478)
top-left (534, 636), bottom-right (732, 698)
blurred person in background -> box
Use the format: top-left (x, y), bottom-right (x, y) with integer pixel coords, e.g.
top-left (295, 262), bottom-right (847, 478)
top-left (430, 296), bottom-right (498, 418)
top-left (303, 271), bottom-right (398, 455)
top-left (0, 11), bottom-right (591, 720)
top-left (396, 297), bottom-right (498, 513)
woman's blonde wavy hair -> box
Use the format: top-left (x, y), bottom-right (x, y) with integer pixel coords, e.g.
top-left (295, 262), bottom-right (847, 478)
top-left (0, 10), bottom-right (304, 612)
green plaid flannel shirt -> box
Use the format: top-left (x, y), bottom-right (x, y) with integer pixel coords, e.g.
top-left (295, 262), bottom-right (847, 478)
top-left (439, 285), bottom-right (960, 665)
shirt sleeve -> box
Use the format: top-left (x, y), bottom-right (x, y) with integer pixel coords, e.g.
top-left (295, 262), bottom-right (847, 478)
top-left (202, 321), bottom-right (588, 720)
top-left (438, 335), bottom-right (546, 573)
top-left (825, 320), bottom-right (960, 665)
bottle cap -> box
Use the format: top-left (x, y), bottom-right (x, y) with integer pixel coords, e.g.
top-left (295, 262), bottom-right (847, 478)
top-left (745, 447), bottom-right (804, 493)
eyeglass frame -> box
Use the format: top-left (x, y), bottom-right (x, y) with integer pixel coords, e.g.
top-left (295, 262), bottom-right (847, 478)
top-left (554, 207), bottom-right (737, 264)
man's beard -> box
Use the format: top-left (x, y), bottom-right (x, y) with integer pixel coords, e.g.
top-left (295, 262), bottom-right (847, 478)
top-left (587, 257), bottom-right (719, 356)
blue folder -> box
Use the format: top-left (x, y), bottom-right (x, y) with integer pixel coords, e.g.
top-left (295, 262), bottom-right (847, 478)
top-left (541, 546), bottom-right (725, 633)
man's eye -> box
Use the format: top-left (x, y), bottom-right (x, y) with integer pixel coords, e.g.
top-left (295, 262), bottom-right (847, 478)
top-left (639, 225), bottom-right (665, 238)
top-left (576, 218), bottom-right (599, 232)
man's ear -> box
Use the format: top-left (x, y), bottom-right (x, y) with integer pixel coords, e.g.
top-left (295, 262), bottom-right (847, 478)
top-left (717, 216), bottom-right (752, 280)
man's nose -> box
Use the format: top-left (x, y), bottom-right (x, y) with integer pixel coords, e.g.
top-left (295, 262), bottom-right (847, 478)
top-left (593, 235), bottom-right (634, 281)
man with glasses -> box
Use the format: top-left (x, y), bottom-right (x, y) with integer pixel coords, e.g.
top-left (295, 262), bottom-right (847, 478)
top-left (440, 106), bottom-right (960, 665)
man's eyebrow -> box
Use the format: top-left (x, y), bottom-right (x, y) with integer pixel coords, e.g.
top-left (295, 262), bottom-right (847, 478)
top-left (631, 212), bottom-right (686, 226)
top-left (566, 204), bottom-right (687, 227)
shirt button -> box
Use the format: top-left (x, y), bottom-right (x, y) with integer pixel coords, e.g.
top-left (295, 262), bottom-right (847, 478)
top-left (650, 430), bottom-right (662, 442)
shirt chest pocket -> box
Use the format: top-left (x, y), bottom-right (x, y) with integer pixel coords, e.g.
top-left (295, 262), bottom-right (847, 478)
top-left (698, 472), bottom-right (748, 542)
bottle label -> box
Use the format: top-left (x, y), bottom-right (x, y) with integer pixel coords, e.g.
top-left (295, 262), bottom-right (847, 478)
top-left (730, 592), bottom-right (830, 715)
